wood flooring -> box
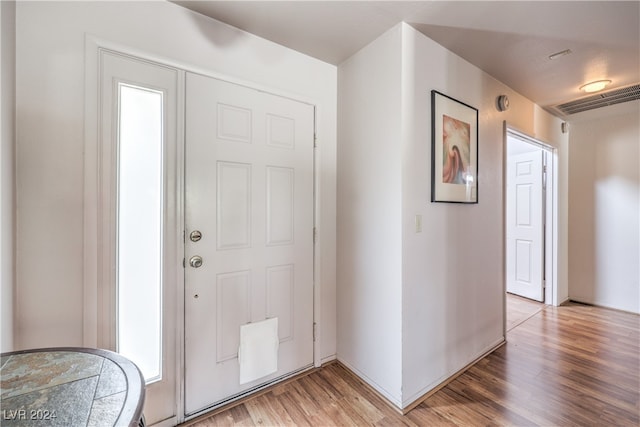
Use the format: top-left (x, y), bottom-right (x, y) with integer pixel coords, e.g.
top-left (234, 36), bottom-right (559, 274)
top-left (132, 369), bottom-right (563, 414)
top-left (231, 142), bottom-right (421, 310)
top-left (505, 293), bottom-right (543, 332)
top-left (182, 301), bottom-right (640, 426)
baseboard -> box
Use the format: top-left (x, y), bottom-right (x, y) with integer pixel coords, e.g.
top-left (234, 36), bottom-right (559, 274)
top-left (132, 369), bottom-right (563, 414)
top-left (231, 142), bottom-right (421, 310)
top-left (401, 338), bottom-right (506, 414)
top-left (334, 360), bottom-right (403, 415)
top-left (179, 340), bottom-right (509, 425)
top-left (566, 298), bottom-right (640, 315)
top-left (558, 297), bottom-right (571, 306)
top-left (336, 339), bottom-right (506, 416)
top-left (320, 354), bottom-right (337, 365)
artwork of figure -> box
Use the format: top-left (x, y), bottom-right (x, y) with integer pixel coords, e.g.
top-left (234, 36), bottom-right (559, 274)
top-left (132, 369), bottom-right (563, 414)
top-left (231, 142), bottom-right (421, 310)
top-left (442, 114), bottom-right (471, 184)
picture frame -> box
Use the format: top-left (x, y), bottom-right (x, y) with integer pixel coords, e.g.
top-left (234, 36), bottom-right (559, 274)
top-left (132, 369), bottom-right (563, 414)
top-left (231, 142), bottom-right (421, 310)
top-left (431, 90), bottom-right (479, 203)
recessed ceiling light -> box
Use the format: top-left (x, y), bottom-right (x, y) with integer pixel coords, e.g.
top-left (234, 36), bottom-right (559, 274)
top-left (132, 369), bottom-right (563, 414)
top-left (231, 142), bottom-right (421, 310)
top-left (580, 80), bottom-right (612, 93)
top-left (548, 49), bottom-right (572, 60)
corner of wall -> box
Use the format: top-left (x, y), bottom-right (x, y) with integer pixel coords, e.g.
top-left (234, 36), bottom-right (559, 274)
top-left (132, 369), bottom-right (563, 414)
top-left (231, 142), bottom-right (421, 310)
top-left (336, 19), bottom-right (405, 405)
top-left (566, 102), bottom-right (640, 313)
top-left (0, 0), bottom-right (16, 352)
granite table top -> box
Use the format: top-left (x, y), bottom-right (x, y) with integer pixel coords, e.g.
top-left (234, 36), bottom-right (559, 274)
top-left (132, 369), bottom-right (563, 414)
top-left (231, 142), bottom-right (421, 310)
top-left (1, 347), bottom-right (145, 427)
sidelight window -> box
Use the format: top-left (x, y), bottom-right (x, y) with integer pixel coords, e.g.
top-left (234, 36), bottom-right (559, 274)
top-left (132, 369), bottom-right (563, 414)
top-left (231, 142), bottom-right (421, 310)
top-left (116, 83), bottom-right (164, 383)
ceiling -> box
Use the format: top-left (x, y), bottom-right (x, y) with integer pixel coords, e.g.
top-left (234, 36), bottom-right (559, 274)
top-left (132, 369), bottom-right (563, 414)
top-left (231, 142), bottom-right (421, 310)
top-left (173, 1), bottom-right (640, 112)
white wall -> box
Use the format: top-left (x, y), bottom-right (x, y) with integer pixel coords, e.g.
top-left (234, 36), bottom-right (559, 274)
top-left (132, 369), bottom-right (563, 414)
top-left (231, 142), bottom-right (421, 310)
top-left (337, 22), bottom-right (568, 409)
top-left (15, 1), bottom-right (337, 360)
top-left (1, 0), bottom-right (16, 353)
top-left (337, 24), bottom-right (404, 405)
top-left (568, 101), bottom-right (640, 313)
top-left (400, 23), bottom-right (566, 406)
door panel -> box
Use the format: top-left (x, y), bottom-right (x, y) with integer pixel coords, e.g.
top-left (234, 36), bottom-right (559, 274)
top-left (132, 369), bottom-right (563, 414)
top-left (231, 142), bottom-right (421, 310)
top-left (217, 161), bottom-right (252, 249)
top-left (507, 150), bottom-right (544, 301)
top-left (184, 73), bottom-right (314, 415)
top-left (266, 166), bottom-right (295, 245)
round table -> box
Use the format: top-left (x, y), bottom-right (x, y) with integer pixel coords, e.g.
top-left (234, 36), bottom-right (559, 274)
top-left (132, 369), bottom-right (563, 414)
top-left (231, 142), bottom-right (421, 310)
top-left (1, 347), bottom-right (145, 426)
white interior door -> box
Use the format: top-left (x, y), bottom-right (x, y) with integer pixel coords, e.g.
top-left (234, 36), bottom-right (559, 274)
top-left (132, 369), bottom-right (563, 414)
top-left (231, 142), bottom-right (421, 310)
top-left (506, 150), bottom-right (544, 301)
top-left (184, 73), bottom-right (315, 416)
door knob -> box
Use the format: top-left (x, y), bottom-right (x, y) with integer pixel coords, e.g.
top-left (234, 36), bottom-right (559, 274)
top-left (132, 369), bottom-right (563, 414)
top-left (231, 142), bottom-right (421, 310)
top-left (190, 230), bottom-right (202, 242)
top-left (189, 255), bottom-right (203, 268)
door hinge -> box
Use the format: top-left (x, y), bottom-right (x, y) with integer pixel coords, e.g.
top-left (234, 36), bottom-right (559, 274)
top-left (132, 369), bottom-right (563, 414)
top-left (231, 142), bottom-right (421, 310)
top-left (314, 133), bottom-right (318, 148)
top-left (182, 258), bottom-right (186, 268)
top-left (313, 322), bottom-right (317, 342)
top-left (313, 227), bottom-right (318, 244)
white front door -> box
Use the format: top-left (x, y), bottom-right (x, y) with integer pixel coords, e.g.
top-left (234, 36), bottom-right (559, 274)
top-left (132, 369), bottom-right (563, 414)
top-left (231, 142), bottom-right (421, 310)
top-left (184, 73), bottom-right (315, 416)
top-left (506, 150), bottom-right (545, 301)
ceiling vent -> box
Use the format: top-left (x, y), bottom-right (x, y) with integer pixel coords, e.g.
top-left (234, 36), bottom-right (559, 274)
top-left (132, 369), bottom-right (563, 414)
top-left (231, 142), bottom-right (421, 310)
top-left (551, 83), bottom-right (640, 116)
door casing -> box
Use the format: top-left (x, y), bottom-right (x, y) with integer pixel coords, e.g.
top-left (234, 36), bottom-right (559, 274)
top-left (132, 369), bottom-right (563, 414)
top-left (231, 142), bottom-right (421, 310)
top-left (83, 38), bottom-right (321, 425)
top-left (503, 126), bottom-right (559, 333)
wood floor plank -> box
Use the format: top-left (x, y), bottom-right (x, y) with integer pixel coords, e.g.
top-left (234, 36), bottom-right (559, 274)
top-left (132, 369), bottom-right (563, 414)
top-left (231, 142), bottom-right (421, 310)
top-left (506, 293), bottom-right (543, 331)
top-left (249, 393), bottom-right (296, 426)
top-left (420, 387), bottom-right (494, 426)
top-left (403, 404), bottom-right (456, 427)
top-left (445, 375), bottom-right (538, 426)
top-left (206, 404), bottom-right (253, 426)
top-left (276, 390), bottom-right (314, 425)
top-left (183, 301), bottom-right (639, 427)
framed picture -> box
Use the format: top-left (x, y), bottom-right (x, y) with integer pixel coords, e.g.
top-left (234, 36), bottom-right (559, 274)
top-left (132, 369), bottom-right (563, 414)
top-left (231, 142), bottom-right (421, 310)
top-left (431, 90), bottom-right (478, 203)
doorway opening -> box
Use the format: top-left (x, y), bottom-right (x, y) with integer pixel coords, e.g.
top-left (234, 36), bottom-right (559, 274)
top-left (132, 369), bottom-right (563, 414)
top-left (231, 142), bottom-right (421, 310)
top-left (505, 128), bottom-right (558, 330)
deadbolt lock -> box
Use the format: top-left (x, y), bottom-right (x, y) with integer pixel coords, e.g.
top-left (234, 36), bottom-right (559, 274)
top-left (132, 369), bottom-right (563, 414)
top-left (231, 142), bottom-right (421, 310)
top-left (190, 230), bottom-right (202, 242)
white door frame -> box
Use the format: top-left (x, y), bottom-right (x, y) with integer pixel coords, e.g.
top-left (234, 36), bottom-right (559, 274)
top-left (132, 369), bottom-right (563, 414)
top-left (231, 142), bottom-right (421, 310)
top-left (84, 43), bottom-right (183, 427)
top-left (83, 36), bottom-right (321, 426)
top-left (504, 125), bottom-right (559, 316)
